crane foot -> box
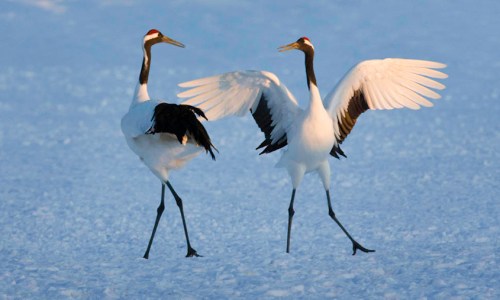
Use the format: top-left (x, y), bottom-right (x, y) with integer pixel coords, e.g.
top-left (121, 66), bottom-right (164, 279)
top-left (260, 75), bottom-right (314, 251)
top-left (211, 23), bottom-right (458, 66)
top-left (186, 246), bottom-right (202, 257)
top-left (352, 241), bottom-right (375, 255)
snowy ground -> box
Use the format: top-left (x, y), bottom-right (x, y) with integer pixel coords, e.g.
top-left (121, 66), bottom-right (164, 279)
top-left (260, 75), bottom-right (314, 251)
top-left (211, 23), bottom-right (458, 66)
top-left (1, 0), bottom-right (499, 299)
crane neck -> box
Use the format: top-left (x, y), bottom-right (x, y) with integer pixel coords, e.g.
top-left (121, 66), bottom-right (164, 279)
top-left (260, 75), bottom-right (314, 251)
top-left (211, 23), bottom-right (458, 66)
top-left (131, 44), bottom-right (153, 107)
top-left (304, 49), bottom-right (317, 91)
top-left (139, 42), bottom-right (153, 85)
top-left (304, 48), bottom-right (323, 112)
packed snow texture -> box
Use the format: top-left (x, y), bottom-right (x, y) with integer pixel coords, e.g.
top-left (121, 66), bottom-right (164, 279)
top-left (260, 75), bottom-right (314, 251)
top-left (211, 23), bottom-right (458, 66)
top-left (1, 1), bottom-right (499, 299)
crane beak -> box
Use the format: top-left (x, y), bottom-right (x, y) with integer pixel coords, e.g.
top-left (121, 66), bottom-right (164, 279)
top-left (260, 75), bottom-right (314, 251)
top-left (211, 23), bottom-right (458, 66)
top-left (278, 42), bottom-right (299, 52)
top-left (162, 36), bottom-right (185, 48)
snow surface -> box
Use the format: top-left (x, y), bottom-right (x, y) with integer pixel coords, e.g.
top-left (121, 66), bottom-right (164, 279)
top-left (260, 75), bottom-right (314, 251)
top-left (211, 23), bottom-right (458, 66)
top-left (1, 0), bottom-right (499, 299)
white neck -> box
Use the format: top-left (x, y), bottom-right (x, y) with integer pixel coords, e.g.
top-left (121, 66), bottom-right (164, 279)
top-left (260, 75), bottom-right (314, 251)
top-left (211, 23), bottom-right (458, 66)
top-left (130, 82), bottom-right (150, 108)
top-left (307, 82), bottom-right (324, 112)
top-left (130, 43), bottom-right (152, 108)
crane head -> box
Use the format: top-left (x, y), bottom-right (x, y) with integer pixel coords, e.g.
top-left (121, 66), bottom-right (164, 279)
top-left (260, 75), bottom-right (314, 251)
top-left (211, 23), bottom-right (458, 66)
top-left (278, 36), bottom-right (314, 53)
top-left (143, 29), bottom-right (185, 48)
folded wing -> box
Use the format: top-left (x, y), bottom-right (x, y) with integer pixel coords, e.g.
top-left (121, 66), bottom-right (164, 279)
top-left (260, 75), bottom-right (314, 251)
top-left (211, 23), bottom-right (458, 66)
top-left (121, 100), bottom-right (158, 138)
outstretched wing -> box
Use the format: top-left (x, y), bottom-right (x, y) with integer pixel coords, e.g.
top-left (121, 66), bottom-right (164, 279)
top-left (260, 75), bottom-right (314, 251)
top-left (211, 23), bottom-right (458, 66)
top-left (324, 58), bottom-right (447, 156)
top-left (178, 70), bottom-right (302, 154)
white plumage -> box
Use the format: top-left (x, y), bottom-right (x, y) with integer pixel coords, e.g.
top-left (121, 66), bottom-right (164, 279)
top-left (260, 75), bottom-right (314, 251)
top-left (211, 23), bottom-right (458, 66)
top-left (121, 99), bottom-right (203, 179)
top-left (178, 37), bottom-right (447, 254)
top-left (121, 29), bottom-right (216, 258)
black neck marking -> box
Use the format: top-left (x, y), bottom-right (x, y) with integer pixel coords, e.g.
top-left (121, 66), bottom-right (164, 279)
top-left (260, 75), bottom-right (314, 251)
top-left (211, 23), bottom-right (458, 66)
top-left (139, 45), bottom-right (152, 85)
top-left (303, 47), bottom-right (316, 90)
top-left (139, 37), bottom-right (163, 85)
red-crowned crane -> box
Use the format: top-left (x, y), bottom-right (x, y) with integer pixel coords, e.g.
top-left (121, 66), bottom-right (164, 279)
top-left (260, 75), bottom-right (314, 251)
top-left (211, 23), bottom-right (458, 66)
top-left (121, 29), bottom-right (217, 258)
top-left (177, 37), bottom-right (447, 255)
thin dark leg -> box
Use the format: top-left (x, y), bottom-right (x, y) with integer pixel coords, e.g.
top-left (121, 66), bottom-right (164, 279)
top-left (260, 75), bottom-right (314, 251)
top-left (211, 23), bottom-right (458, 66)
top-left (166, 181), bottom-right (200, 257)
top-left (326, 190), bottom-right (375, 255)
top-left (286, 189), bottom-right (296, 253)
top-left (143, 183), bottom-right (166, 259)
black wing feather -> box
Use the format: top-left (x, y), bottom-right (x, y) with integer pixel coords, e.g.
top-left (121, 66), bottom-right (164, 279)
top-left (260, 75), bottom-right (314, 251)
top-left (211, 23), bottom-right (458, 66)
top-left (148, 103), bottom-right (217, 160)
top-left (250, 93), bottom-right (287, 155)
top-left (330, 89), bottom-right (369, 159)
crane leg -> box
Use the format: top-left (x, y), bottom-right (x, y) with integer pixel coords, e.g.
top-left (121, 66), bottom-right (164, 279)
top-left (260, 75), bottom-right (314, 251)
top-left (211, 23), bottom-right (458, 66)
top-left (286, 189), bottom-right (296, 253)
top-left (143, 183), bottom-right (166, 259)
top-left (166, 181), bottom-right (201, 257)
top-left (326, 190), bottom-right (375, 255)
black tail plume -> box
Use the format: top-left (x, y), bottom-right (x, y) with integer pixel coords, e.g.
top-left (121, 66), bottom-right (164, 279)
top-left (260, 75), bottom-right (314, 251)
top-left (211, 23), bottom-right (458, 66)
top-left (148, 103), bottom-right (217, 160)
